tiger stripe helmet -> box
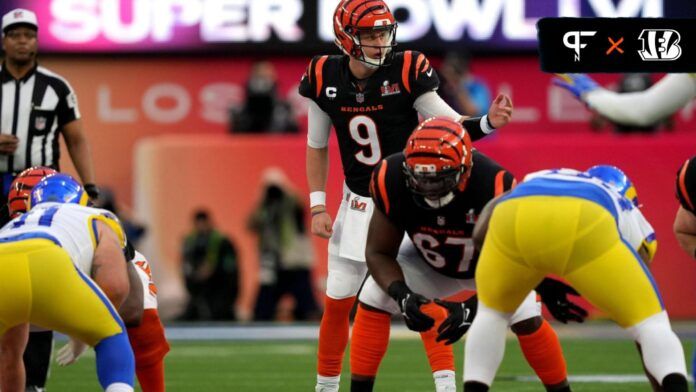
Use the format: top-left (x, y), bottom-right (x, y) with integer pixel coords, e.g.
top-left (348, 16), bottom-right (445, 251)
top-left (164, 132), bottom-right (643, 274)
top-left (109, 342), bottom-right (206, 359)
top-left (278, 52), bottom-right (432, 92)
top-left (403, 117), bottom-right (473, 201)
top-left (333, 0), bottom-right (397, 67)
top-left (8, 166), bottom-right (57, 218)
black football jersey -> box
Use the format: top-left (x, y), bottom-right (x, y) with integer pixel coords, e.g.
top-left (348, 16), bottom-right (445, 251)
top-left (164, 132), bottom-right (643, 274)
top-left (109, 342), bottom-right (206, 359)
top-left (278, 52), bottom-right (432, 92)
top-left (299, 51), bottom-right (439, 196)
top-left (370, 150), bottom-right (515, 279)
top-left (676, 156), bottom-right (696, 214)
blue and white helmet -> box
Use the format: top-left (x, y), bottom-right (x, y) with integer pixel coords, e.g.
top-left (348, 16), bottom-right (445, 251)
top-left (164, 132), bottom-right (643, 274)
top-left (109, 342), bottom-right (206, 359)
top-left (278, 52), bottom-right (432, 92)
top-left (586, 165), bottom-right (639, 206)
top-left (29, 173), bottom-right (89, 209)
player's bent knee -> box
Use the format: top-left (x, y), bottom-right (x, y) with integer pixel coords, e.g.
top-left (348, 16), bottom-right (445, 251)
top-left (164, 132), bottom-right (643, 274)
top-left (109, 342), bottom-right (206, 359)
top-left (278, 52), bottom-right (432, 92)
top-left (510, 316), bottom-right (543, 335)
top-left (627, 311), bottom-right (671, 341)
top-left (325, 258), bottom-right (366, 299)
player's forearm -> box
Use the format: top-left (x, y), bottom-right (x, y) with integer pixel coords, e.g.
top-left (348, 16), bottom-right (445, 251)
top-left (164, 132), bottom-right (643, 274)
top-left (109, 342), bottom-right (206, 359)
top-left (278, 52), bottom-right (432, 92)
top-left (675, 232), bottom-right (696, 259)
top-left (585, 74), bottom-right (695, 127)
top-left (306, 146), bottom-right (329, 193)
top-left (366, 251), bottom-right (406, 293)
top-left (119, 263), bottom-right (145, 327)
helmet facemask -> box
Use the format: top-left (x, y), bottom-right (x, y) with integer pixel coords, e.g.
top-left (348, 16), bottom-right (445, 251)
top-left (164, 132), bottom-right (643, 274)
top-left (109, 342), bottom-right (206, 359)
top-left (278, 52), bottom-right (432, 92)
top-left (403, 163), bottom-right (466, 209)
top-left (348, 24), bottom-right (398, 68)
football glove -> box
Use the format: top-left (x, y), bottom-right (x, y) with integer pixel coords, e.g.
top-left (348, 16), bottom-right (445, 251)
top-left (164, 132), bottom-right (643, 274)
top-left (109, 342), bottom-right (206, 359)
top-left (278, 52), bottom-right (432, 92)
top-left (536, 278), bottom-right (588, 324)
top-left (434, 295), bottom-right (478, 345)
top-left (553, 73), bottom-right (600, 100)
top-left (388, 281), bottom-right (434, 332)
top-left (84, 183), bottom-right (101, 200)
top-left (56, 338), bottom-right (88, 366)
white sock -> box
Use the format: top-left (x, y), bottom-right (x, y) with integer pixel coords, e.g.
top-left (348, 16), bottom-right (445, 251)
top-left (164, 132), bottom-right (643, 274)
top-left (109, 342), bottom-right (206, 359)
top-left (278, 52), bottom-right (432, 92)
top-left (433, 370), bottom-right (456, 391)
top-left (105, 383), bottom-right (133, 392)
top-left (464, 303), bottom-right (511, 386)
top-left (317, 375), bottom-right (340, 384)
top-left (627, 311), bottom-right (687, 383)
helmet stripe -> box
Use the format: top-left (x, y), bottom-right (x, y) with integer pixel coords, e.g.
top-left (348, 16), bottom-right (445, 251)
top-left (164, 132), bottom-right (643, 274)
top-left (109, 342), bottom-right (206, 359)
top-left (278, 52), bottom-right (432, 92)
top-left (354, 3), bottom-right (387, 26)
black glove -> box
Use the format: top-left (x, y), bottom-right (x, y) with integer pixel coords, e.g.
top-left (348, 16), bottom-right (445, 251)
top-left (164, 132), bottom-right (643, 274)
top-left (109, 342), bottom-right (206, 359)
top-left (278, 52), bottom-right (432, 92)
top-left (535, 278), bottom-right (588, 323)
top-left (435, 295), bottom-right (478, 345)
top-left (388, 281), bottom-right (434, 332)
top-left (84, 183), bottom-right (100, 200)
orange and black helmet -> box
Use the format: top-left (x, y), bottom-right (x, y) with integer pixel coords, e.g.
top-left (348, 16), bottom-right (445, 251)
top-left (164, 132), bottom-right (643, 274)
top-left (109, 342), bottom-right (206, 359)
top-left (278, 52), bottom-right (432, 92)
top-left (403, 117), bottom-right (473, 201)
top-left (8, 166), bottom-right (57, 218)
top-left (333, 0), bottom-right (397, 67)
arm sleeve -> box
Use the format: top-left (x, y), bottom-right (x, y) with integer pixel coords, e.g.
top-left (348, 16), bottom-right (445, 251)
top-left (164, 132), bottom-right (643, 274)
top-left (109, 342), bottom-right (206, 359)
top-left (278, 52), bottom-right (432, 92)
top-left (307, 100), bottom-right (331, 148)
top-left (584, 74), bottom-right (696, 127)
top-left (413, 91), bottom-right (461, 120)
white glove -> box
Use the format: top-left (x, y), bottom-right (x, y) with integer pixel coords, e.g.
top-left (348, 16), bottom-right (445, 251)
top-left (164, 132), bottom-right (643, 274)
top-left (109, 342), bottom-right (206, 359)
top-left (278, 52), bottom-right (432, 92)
top-left (56, 338), bottom-right (88, 366)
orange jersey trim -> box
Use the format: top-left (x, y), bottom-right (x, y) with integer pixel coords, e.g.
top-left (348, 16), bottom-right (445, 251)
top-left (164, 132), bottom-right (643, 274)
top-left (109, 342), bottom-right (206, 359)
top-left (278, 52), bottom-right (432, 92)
top-left (679, 159), bottom-right (695, 211)
top-left (494, 170), bottom-right (506, 196)
top-left (414, 53), bottom-right (425, 81)
top-left (315, 55), bottom-right (329, 98)
top-left (377, 161), bottom-right (390, 215)
top-left (402, 51), bottom-right (412, 94)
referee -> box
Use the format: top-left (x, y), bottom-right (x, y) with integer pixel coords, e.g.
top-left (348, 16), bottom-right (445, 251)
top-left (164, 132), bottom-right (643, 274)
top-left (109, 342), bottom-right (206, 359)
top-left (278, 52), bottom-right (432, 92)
top-left (1, 8), bottom-right (100, 392)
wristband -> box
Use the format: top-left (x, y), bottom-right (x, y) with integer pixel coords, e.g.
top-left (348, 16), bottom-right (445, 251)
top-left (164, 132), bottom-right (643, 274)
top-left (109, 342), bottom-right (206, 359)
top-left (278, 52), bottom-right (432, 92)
top-left (482, 115), bottom-right (496, 134)
top-left (310, 191), bottom-right (326, 208)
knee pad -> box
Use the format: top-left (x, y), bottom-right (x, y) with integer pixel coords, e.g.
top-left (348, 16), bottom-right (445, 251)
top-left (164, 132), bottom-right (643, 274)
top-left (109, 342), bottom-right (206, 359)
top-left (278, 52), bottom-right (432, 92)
top-left (358, 277), bottom-right (399, 315)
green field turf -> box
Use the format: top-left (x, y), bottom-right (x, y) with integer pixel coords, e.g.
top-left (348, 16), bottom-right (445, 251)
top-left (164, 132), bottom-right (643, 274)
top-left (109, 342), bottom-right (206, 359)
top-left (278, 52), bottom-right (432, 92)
top-left (46, 338), bottom-right (694, 391)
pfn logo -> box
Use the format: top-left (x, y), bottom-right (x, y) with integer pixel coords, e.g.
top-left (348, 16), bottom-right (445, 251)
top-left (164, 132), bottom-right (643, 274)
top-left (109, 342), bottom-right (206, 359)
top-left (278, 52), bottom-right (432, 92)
top-left (638, 29), bottom-right (682, 61)
top-left (563, 31), bottom-right (597, 61)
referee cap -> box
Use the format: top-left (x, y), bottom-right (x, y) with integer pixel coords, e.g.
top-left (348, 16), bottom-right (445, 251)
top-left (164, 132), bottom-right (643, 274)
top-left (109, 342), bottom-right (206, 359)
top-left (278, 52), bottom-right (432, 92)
top-left (2, 9), bottom-right (38, 34)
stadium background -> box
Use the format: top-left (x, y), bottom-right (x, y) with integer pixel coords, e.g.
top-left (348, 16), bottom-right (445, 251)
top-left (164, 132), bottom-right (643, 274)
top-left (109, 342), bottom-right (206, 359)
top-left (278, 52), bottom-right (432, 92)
top-left (2, 0), bottom-right (696, 322)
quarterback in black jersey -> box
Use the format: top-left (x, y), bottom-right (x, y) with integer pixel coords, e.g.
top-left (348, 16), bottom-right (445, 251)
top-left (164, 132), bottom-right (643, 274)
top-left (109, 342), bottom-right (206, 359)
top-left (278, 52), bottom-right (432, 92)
top-left (351, 118), bottom-right (583, 392)
top-left (304, 2), bottom-right (513, 391)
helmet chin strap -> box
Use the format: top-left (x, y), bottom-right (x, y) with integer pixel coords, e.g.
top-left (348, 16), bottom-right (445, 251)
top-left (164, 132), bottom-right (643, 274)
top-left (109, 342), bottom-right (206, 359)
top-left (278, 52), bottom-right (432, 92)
top-left (424, 192), bottom-right (455, 209)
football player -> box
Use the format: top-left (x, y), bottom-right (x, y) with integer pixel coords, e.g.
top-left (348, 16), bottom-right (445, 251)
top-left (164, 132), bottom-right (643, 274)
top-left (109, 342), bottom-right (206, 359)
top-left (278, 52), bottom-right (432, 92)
top-left (0, 173), bottom-right (136, 391)
top-left (674, 157), bottom-right (696, 383)
top-left (463, 166), bottom-right (687, 391)
top-left (351, 117), bottom-right (582, 391)
top-left (3, 167), bottom-right (170, 392)
top-left (301, 2), bottom-right (512, 390)
top-left (554, 73), bottom-right (695, 127)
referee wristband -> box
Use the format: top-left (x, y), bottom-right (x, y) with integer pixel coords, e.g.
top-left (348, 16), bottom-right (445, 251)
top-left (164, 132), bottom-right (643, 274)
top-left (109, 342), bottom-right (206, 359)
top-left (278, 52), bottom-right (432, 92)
top-left (310, 191), bottom-right (326, 208)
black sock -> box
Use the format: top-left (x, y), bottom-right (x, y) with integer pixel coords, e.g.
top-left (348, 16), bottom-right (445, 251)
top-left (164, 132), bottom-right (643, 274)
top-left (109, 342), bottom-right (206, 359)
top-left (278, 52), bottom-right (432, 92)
top-left (464, 381), bottom-right (490, 392)
top-left (661, 373), bottom-right (688, 392)
top-left (351, 378), bottom-right (375, 392)
top-left (23, 330), bottom-right (54, 388)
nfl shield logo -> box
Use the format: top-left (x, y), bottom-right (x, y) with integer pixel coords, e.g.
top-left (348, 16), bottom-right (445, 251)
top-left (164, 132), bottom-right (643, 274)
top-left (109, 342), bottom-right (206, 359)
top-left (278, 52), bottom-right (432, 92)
top-left (35, 116), bottom-right (46, 131)
top-left (437, 216), bottom-right (446, 226)
top-left (356, 92), bottom-right (365, 103)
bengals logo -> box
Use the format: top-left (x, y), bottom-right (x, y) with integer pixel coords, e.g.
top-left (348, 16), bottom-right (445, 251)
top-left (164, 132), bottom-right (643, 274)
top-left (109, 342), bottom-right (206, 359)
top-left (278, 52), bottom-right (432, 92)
top-left (638, 29), bottom-right (682, 61)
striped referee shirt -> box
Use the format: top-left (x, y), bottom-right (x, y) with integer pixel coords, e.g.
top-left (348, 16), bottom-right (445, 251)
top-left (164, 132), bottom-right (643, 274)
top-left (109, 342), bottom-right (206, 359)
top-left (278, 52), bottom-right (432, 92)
top-left (0, 63), bottom-right (80, 173)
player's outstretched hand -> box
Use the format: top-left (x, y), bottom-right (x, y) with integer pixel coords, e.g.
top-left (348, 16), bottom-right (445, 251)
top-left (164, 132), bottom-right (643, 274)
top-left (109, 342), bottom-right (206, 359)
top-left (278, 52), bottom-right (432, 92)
top-left (487, 94), bottom-right (513, 129)
top-left (553, 73), bottom-right (599, 100)
top-left (435, 295), bottom-right (478, 345)
top-left (56, 338), bottom-right (88, 366)
top-left (311, 210), bottom-right (333, 239)
top-left (536, 278), bottom-right (588, 323)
